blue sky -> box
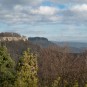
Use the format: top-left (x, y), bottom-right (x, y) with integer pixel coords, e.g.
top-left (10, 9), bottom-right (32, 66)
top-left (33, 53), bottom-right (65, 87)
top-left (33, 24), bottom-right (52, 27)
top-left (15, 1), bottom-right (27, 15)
top-left (0, 0), bottom-right (87, 42)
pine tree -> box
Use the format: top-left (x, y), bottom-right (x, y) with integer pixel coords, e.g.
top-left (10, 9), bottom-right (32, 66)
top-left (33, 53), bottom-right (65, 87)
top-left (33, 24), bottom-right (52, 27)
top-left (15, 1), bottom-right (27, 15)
top-left (15, 48), bottom-right (38, 87)
top-left (0, 46), bottom-right (15, 87)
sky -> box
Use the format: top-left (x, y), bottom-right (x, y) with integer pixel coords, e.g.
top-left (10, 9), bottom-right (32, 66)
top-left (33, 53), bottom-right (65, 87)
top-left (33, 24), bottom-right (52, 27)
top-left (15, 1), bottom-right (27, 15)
top-left (0, 0), bottom-right (87, 42)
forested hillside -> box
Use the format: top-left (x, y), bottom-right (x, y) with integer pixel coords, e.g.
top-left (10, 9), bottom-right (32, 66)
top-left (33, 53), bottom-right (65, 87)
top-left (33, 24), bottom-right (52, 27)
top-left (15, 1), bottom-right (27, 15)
top-left (0, 33), bottom-right (87, 87)
top-left (28, 37), bottom-right (55, 47)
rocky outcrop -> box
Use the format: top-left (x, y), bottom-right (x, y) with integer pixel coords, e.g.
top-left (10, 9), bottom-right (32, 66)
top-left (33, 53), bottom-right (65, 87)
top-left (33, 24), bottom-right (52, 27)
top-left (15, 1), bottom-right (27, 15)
top-left (0, 32), bottom-right (21, 37)
top-left (0, 36), bottom-right (27, 41)
top-left (0, 32), bottom-right (27, 41)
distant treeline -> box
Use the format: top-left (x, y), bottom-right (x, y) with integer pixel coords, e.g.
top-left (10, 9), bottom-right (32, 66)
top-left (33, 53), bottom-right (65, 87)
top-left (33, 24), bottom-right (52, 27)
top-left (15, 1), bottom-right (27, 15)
top-left (29, 37), bottom-right (48, 42)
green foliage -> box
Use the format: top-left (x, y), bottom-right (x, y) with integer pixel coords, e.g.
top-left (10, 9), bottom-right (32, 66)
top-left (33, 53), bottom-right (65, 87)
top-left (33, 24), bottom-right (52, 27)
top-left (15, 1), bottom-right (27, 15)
top-left (73, 81), bottom-right (78, 87)
top-left (52, 77), bottom-right (70, 87)
top-left (85, 83), bottom-right (87, 87)
top-left (14, 48), bottom-right (38, 87)
top-left (52, 77), bottom-right (61, 87)
top-left (0, 46), bottom-right (15, 87)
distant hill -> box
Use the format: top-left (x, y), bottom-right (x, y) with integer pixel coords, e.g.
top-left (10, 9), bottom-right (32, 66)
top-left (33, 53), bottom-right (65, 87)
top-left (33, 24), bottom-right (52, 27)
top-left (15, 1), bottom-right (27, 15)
top-left (53, 41), bottom-right (87, 53)
top-left (28, 37), bottom-right (55, 47)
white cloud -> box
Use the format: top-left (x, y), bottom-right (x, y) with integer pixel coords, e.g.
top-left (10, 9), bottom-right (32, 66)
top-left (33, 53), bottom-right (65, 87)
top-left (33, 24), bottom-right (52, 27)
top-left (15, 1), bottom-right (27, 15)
top-left (1, 0), bottom-right (87, 25)
top-left (0, 0), bottom-right (44, 8)
top-left (71, 4), bottom-right (87, 12)
top-left (14, 5), bottom-right (24, 11)
top-left (31, 6), bottom-right (58, 16)
top-left (50, 0), bottom-right (87, 4)
top-left (0, 5), bottom-right (62, 24)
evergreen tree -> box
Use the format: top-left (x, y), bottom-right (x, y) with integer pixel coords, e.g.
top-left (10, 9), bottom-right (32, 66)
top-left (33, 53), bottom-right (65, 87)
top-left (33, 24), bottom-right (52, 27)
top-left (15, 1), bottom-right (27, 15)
top-left (15, 48), bottom-right (38, 87)
top-left (0, 46), bottom-right (15, 87)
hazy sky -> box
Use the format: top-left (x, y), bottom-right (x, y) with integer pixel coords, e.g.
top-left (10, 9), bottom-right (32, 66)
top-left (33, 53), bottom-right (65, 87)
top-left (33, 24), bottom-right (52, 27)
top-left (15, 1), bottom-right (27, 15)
top-left (0, 0), bottom-right (87, 42)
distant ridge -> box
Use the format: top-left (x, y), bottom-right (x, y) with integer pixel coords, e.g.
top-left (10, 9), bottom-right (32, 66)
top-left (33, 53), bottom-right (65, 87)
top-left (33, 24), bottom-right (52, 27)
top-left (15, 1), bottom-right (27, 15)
top-left (53, 41), bottom-right (87, 53)
top-left (28, 37), bottom-right (55, 47)
top-left (29, 37), bottom-right (48, 41)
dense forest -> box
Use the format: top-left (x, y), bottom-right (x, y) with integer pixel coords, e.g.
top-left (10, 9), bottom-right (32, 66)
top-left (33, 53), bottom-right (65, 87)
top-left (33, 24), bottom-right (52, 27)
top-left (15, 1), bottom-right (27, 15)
top-left (0, 33), bottom-right (87, 87)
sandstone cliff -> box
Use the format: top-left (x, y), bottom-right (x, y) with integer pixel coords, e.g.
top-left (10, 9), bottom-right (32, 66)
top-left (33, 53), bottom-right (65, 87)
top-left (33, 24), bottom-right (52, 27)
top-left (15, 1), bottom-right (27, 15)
top-left (0, 32), bottom-right (27, 41)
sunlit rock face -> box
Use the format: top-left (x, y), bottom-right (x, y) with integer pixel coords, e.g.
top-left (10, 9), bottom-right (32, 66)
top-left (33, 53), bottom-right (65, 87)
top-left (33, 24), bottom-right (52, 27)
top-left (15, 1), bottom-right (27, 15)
top-left (0, 32), bottom-right (27, 41)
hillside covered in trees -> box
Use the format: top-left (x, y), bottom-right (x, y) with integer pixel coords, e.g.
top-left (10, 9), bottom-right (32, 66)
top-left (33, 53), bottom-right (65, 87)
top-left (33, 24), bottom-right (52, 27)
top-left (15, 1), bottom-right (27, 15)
top-left (0, 32), bottom-right (87, 87)
top-left (28, 37), bottom-right (55, 47)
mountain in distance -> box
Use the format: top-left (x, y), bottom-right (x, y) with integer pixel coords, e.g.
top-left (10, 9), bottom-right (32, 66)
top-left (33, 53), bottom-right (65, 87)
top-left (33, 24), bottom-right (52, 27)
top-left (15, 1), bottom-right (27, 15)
top-left (28, 37), bottom-right (55, 47)
top-left (28, 37), bottom-right (87, 53)
top-left (0, 32), bottom-right (86, 53)
top-left (53, 41), bottom-right (87, 53)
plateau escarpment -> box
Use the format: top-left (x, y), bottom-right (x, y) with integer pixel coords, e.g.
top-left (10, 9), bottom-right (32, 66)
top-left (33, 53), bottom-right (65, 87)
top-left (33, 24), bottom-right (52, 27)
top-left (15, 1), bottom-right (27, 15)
top-left (28, 37), bottom-right (55, 47)
top-left (0, 32), bottom-right (27, 41)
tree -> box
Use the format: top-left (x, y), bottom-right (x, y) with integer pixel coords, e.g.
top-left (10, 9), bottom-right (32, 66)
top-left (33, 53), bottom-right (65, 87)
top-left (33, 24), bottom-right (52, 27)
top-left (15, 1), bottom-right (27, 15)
top-left (15, 48), bottom-right (38, 87)
top-left (0, 45), bottom-right (15, 87)
top-left (52, 77), bottom-right (61, 87)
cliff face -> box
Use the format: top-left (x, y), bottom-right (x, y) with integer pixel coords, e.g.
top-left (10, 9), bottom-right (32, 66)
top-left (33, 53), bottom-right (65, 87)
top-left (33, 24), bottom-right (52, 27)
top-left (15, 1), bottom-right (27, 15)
top-left (0, 32), bottom-right (21, 37)
top-left (0, 37), bottom-right (27, 41)
top-left (0, 32), bottom-right (27, 41)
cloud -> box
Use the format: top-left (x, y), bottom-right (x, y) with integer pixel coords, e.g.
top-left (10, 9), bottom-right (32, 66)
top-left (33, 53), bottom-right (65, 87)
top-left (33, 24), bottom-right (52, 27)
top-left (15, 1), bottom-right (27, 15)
top-left (64, 4), bottom-right (87, 25)
top-left (31, 6), bottom-right (58, 16)
top-left (30, 6), bottom-right (61, 22)
top-left (0, 4), bottom-right (61, 24)
top-left (0, 0), bottom-right (43, 8)
top-left (1, 0), bottom-right (87, 8)
top-left (0, 0), bottom-right (87, 25)
top-left (50, 0), bottom-right (87, 4)
top-left (71, 4), bottom-right (87, 12)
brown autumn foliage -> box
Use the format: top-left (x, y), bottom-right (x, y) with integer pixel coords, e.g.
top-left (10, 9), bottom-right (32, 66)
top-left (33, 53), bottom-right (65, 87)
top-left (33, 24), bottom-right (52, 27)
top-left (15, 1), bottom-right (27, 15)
top-left (38, 46), bottom-right (87, 87)
top-left (0, 40), bottom-right (87, 87)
